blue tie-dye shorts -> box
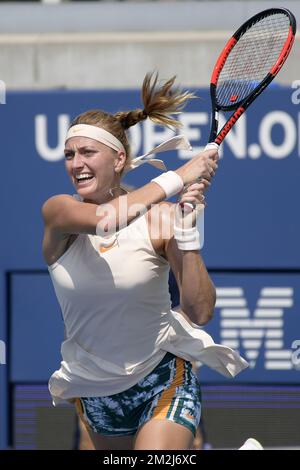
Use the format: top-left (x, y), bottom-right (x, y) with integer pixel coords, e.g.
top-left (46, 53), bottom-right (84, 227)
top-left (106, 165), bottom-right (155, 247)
top-left (74, 352), bottom-right (201, 437)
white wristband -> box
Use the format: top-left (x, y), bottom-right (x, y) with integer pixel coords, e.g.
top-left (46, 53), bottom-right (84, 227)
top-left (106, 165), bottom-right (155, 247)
top-left (174, 205), bottom-right (204, 250)
top-left (151, 171), bottom-right (184, 199)
top-left (174, 225), bottom-right (201, 251)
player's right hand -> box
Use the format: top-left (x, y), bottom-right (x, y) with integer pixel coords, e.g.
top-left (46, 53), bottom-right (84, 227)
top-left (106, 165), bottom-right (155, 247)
top-left (175, 148), bottom-right (219, 188)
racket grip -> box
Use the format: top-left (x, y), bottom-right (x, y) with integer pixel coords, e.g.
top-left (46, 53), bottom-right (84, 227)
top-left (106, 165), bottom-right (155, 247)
top-left (204, 142), bottom-right (219, 151)
top-left (180, 143), bottom-right (219, 212)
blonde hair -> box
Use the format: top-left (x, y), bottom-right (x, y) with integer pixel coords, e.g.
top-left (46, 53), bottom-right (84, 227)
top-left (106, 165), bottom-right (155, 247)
top-left (70, 72), bottom-right (195, 172)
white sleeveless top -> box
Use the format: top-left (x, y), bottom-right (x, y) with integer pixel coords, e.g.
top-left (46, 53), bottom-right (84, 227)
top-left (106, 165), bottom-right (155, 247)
top-left (48, 213), bottom-right (248, 404)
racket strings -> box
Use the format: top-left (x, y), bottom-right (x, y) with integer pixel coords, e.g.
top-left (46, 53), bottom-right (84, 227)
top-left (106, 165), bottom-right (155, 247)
top-left (216, 13), bottom-right (290, 108)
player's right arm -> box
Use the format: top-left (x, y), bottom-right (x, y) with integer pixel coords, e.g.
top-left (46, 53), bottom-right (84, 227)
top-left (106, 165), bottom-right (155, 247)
top-left (42, 148), bottom-right (217, 263)
top-left (42, 148), bottom-right (217, 235)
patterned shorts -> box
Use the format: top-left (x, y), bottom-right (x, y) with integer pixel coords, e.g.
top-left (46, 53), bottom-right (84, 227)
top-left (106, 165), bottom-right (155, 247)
top-left (75, 352), bottom-right (201, 437)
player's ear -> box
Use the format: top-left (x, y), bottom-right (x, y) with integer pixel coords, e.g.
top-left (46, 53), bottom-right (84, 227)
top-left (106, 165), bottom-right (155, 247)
top-left (114, 151), bottom-right (126, 174)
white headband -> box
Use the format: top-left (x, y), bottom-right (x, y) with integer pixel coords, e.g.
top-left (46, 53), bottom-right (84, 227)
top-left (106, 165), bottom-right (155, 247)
top-left (66, 124), bottom-right (126, 153)
top-left (65, 124), bottom-right (192, 173)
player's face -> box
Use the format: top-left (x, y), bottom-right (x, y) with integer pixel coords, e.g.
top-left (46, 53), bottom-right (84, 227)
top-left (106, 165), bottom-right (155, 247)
top-left (64, 136), bottom-right (118, 203)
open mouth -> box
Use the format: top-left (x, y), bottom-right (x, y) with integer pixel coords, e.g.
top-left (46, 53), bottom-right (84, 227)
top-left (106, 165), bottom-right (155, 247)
top-left (75, 173), bottom-right (95, 186)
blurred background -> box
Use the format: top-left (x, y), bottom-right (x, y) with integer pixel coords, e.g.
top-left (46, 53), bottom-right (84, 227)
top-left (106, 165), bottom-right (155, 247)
top-left (0, 0), bottom-right (300, 450)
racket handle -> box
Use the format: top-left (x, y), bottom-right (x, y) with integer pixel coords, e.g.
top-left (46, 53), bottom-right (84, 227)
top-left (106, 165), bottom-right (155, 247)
top-left (180, 143), bottom-right (219, 212)
top-left (204, 142), bottom-right (219, 151)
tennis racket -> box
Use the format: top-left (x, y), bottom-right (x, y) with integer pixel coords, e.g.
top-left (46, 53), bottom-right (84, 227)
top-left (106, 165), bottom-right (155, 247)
top-left (207, 7), bottom-right (296, 148)
top-left (183, 8), bottom-right (296, 216)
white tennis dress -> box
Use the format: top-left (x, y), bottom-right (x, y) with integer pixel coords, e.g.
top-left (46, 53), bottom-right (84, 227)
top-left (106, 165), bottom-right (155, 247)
top-left (48, 213), bottom-right (248, 404)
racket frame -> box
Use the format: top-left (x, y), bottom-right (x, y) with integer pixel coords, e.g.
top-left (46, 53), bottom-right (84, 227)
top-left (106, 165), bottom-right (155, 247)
top-left (208, 7), bottom-right (296, 145)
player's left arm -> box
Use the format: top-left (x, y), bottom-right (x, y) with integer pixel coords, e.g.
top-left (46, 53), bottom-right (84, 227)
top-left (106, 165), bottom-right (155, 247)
top-left (166, 232), bottom-right (216, 326)
top-left (156, 202), bottom-right (216, 326)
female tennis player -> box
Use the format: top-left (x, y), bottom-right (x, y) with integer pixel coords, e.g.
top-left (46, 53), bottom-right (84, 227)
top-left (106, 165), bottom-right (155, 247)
top-left (42, 72), bottom-right (247, 450)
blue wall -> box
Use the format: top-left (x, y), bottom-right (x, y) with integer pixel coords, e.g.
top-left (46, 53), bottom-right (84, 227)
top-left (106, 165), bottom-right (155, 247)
top-left (1, 87), bottom-right (300, 448)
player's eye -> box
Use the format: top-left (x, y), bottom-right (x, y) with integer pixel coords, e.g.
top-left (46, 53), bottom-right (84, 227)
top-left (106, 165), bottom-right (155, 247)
top-left (64, 152), bottom-right (74, 160)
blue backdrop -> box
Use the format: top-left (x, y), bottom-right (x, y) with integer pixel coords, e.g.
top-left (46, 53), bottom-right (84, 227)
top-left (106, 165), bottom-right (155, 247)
top-left (1, 86), bottom-right (300, 448)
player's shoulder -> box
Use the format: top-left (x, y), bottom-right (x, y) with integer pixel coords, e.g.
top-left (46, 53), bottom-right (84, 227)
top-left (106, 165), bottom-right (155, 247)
top-left (41, 194), bottom-right (76, 222)
top-left (43, 194), bottom-right (75, 208)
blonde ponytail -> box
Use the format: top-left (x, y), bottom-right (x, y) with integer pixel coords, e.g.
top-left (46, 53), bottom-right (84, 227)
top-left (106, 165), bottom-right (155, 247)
top-left (69, 72), bottom-right (194, 173)
top-left (115, 72), bottom-right (195, 130)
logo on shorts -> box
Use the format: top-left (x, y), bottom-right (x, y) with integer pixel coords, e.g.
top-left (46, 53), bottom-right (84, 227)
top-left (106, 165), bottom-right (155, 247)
top-left (183, 411), bottom-right (194, 422)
